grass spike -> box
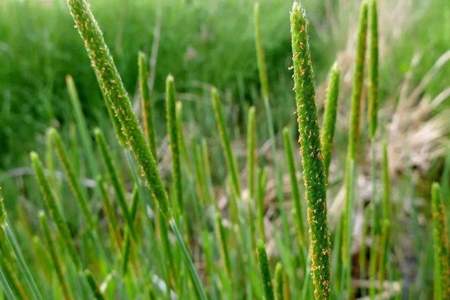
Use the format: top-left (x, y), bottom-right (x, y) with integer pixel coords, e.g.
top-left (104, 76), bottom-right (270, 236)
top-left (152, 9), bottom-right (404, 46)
top-left (138, 52), bottom-right (157, 157)
top-left (211, 87), bottom-right (241, 197)
top-left (290, 2), bottom-right (330, 299)
top-left (274, 263), bottom-right (284, 300)
top-left (247, 106), bottom-right (257, 201)
top-left (348, 1), bottom-right (368, 160)
top-left (320, 63), bottom-right (340, 180)
top-left (368, 0), bottom-right (379, 139)
top-left (30, 152), bottom-right (82, 268)
top-left (165, 75), bottom-right (183, 213)
top-left (66, 0), bottom-right (169, 214)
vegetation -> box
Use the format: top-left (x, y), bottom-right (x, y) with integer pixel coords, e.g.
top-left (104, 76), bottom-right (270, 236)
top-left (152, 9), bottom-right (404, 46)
top-left (0, 0), bottom-right (449, 299)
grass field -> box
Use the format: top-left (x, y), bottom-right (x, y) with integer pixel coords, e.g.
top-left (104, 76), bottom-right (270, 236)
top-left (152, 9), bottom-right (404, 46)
top-left (0, 0), bottom-right (449, 299)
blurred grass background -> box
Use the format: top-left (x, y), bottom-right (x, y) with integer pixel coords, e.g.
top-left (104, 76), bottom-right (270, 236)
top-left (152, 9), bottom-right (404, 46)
top-left (1, 0), bottom-right (448, 168)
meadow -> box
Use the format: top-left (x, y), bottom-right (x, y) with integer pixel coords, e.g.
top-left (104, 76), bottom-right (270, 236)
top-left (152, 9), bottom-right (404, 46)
top-left (0, 0), bottom-right (449, 299)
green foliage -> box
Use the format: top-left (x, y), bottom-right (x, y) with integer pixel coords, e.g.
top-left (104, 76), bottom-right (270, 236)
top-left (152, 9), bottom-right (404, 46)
top-left (0, 0), bottom-right (447, 299)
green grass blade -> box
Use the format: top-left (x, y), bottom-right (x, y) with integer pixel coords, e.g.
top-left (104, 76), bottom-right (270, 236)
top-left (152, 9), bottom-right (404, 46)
top-left (39, 211), bottom-right (72, 300)
top-left (66, 75), bottom-right (98, 176)
top-left (274, 263), bottom-right (284, 300)
top-left (30, 152), bottom-right (82, 268)
top-left (49, 128), bottom-right (95, 228)
top-left (257, 240), bottom-right (274, 300)
top-left (282, 127), bottom-right (306, 245)
top-left (0, 194), bottom-right (43, 300)
top-left (169, 219), bottom-right (208, 300)
top-left (211, 87), bottom-right (241, 198)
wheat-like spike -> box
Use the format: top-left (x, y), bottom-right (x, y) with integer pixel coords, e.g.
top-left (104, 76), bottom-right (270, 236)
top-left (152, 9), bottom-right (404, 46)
top-left (348, 1), bottom-right (368, 159)
top-left (320, 63), bottom-right (340, 180)
top-left (368, 0), bottom-right (379, 139)
top-left (66, 0), bottom-right (169, 214)
top-left (290, 3), bottom-right (330, 299)
top-left (138, 52), bottom-right (157, 157)
top-left (165, 75), bottom-right (183, 213)
top-left (247, 106), bottom-right (257, 201)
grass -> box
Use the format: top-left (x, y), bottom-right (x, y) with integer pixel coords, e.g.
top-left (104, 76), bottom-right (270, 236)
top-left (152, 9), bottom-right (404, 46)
top-left (0, 0), bottom-right (449, 299)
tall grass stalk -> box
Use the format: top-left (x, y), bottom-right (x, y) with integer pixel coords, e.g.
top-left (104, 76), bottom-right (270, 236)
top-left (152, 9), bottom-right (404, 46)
top-left (368, 0), bottom-right (379, 139)
top-left (257, 240), bottom-right (274, 300)
top-left (138, 52), bottom-right (157, 157)
top-left (320, 63), bottom-right (340, 180)
top-left (30, 152), bottom-right (82, 268)
top-left (211, 87), bottom-right (241, 216)
top-left (94, 128), bottom-right (135, 238)
top-left (66, 75), bottom-right (98, 176)
top-left (431, 183), bottom-right (449, 300)
top-left (290, 3), bottom-right (330, 299)
top-left (169, 219), bottom-right (208, 300)
top-left (247, 106), bottom-right (257, 202)
top-left (347, 1), bottom-right (368, 160)
top-left (49, 128), bottom-right (95, 228)
top-left (165, 75), bottom-right (183, 214)
top-left (342, 2), bottom-right (368, 294)
top-left (282, 127), bottom-right (305, 245)
top-left (66, 0), bottom-right (169, 214)
top-left (254, 1), bottom-right (284, 225)
top-left (274, 263), bottom-right (284, 300)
